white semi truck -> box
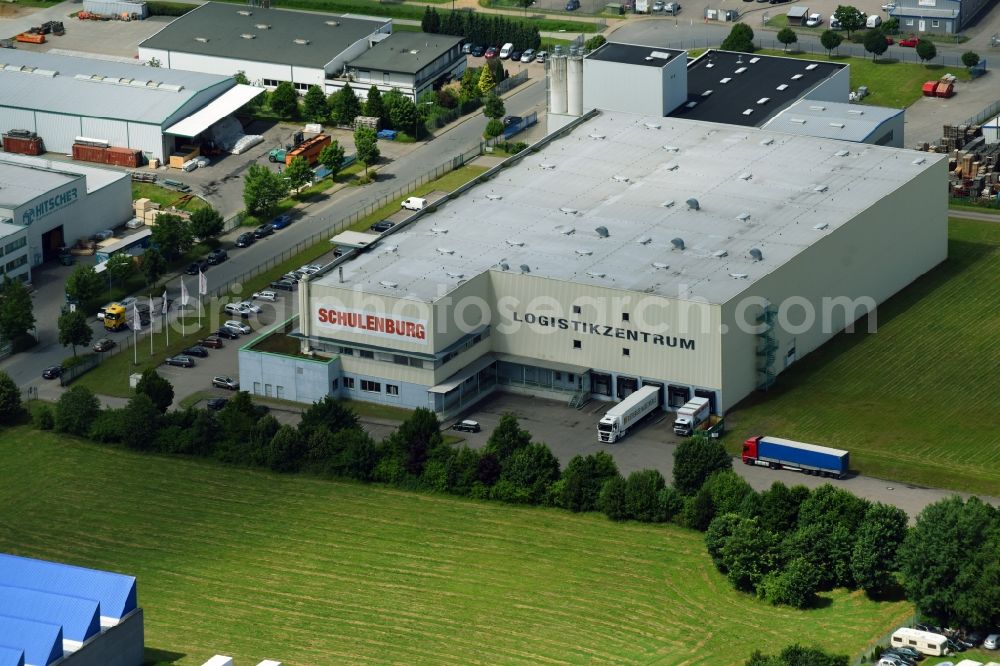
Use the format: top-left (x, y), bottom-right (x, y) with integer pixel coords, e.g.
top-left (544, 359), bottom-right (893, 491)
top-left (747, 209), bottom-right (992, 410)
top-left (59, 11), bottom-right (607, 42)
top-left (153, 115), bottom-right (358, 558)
top-left (597, 385), bottom-right (660, 443)
top-left (672, 397), bottom-right (711, 436)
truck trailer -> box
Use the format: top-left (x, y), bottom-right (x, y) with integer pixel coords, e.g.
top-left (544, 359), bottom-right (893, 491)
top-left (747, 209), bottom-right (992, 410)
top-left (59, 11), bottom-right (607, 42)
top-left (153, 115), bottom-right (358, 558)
top-left (742, 435), bottom-right (849, 478)
top-left (673, 397), bottom-right (710, 436)
top-left (597, 385), bottom-right (660, 443)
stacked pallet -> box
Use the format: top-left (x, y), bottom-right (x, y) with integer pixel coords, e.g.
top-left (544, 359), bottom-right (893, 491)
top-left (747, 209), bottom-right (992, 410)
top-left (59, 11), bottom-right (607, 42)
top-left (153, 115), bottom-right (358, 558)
top-left (923, 125), bottom-right (1000, 201)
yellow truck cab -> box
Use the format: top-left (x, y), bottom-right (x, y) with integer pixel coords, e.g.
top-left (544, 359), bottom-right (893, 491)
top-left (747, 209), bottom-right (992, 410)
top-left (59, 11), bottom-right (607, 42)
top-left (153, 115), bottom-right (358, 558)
top-left (103, 304), bottom-right (128, 331)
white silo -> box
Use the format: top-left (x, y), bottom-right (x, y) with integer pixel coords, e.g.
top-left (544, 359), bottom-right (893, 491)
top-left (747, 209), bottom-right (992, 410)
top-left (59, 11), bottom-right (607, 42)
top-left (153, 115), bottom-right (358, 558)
top-left (567, 46), bottom-right (584, 116)
top-left (548, 46), bottom-right (568, 115)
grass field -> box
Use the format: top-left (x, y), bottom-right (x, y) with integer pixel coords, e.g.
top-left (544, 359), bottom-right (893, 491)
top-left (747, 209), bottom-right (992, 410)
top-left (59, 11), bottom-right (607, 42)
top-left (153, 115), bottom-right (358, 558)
top-left (728, 219), bottom-right (1000, 496)
top-left (0, 429), bottom-right (912, 665)
top-left (132, 183), bottom-right (209, 213)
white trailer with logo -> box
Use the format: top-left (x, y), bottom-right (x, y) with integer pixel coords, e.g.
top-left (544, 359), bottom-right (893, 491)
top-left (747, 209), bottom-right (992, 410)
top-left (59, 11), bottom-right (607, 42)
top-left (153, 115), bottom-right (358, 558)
top-left (597, 385), bottom-right (660, 442)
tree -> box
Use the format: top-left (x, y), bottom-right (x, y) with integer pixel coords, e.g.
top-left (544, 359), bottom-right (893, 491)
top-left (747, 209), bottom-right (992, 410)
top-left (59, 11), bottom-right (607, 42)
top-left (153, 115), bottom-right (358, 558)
top-left (793, 484), bottom-right (870, 589)
top-left (248, 413), bottom-right (281, 467)
top-left (745, 645), bottom-right (848, 666)
top-left (265, 424), bottom-right (307, 472)
top-left (624, 469), bottom-right (666, 522)
top-left (758, 482), bottom-right (809, 535)
top-left (57, 309), bottom-right (91, 357)
top-left (656, 486), bottom-right (684, 522)
top-left (135, 368), bottom-right (174, 413)
top-left (384, 407), bottom-right (443, 477)
top-left (151, 213), bottom-right (194, 260)
top-left (850, 502), bottom-right (908, 596)
top-left (961, 50), bottom-right (980, 69)
top-left (682, 485), bottom-right (717, 530)
top-left (0, 371), bottom-right (22, 425)
top-left (499, 442), bottom-right (560, 504)
top-left (120, 393), bottom-right (160, 451)
top-left (832, 5), bottom-right (865, 36)
top-left (299, 397), bottom-right (359, 437)
top-left (189, 207), bottom-right (224, 242)
top-left (863, 28), bottom-right (889, 61)
top-left (284, 156), bottom-right (313, 194)
top-left (558, 451), bottom-right (619, 512)
top-left (898, 495), bottom-right (1000, 627)
top-left (243, 163), bottom-right (290, 218)
top-left (758, 557), bottom-right (821, 608)
top-left (33, 405), bottom-right (54, 431)
top-left (484, 413), bottom-right (532, 462)
top-left (353, 127), bottom-right (380, 176)
top-left (720, 22), bottom-right (755, 52)
top-left (777, 27), bottom-right (798, 52)
top-left (364, 85), bottom-right (386, 125)
top-left (382, 89), bottom-right (417, 134)
top-left (721, 516), bottom-right (781, 592)
top-left (477, 65), bottom-right (496, 94)
top-left (332, 428), bottom-right (378, 481)
top-left (317, 141), bottom-right (346, 180)
top-left (269, 81), bottom-right (299, 119)
top-left (303, 85), bottom-right (328, 122)
top-left (65, 265), bottom-right (103, 306)
top-left (915, 39), bottom-right (936, 62)
top-left (421, 5), bottom-right (441, 32)
top-left (0, 277), bottom-right (36, 342)
top-left (704, 469), bottom-right (756, 517)
top-left (328, 84), bottom-right (362, 126)
top-left (140, 247), bottom-right (166, 287)
top-left (673, 434), bottom-right (731, 495)
top-left (598, 475), bottom-right (628, 521)
top-left (483, 94), bottom-right (505, 120)
top-left (820, 29), bottom-right (843, 55)
top-left (585, 35), bottom-right (607, 50)
top-left (234, 71), bottom-right (250, 85)
top-left (706, 513), bottom-right (742, 570)
top-left (483, 118), bottom-right (504, 141)
top-left (55, 385), bottom-right (100, 436)
top-left (105, 253), bottom-right (135, 289)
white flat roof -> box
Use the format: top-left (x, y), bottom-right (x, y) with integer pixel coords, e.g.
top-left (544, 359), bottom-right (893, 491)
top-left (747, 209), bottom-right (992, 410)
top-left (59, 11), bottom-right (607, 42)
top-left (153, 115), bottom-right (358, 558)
top-left (0, 162), bottom-right (77, 210)
top-left (165, 84), bottom-right (264, 137)
top-left (762, 99), bottom-right (903, 142)
top-left (0, 154), bottom-right (128, 197)
top-left (315, 112), bottom-right (943, 304)
top-left (0, 222), bottom-right (26, 240)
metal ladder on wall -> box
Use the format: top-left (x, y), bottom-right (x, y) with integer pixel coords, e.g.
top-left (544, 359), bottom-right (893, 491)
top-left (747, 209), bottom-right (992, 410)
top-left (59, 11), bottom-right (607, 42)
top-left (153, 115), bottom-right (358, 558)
top-left (756, 304), bottom-right (778, 391)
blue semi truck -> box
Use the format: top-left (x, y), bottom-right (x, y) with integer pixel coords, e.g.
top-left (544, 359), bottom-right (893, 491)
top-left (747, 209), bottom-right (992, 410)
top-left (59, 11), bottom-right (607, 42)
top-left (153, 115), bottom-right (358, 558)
top-left (742, 435), bottom-right (849, 478)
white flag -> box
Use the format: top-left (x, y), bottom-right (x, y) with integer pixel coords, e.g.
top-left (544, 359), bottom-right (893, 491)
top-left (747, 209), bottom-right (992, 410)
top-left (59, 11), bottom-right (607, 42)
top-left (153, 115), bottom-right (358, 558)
top-left (181, 279), bottom-right (189, 306)
top-left (198, 270), bottom-right (208, 296)
top-left (161, 291), bottom-right (169, 315)
top-left (133, 303), bottom-right (142, 332)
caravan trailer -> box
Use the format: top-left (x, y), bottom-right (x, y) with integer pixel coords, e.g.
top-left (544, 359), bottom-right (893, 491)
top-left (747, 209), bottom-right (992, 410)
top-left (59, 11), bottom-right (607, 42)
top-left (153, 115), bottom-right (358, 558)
top-left (890, 627), bottom-right (950, 656)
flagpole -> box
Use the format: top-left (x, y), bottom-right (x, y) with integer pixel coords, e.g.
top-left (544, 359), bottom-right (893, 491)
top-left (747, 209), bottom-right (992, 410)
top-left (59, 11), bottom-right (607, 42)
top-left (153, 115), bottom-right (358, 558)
top-left (133, 322), bottom-right (137, 365)
top-left (149, 294), bottom-right (154, 356)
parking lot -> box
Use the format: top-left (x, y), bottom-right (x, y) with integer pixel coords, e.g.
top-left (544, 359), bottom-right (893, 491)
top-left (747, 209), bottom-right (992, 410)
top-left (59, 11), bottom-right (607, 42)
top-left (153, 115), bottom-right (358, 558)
top-left (12, 13), bottom-right (173, 59)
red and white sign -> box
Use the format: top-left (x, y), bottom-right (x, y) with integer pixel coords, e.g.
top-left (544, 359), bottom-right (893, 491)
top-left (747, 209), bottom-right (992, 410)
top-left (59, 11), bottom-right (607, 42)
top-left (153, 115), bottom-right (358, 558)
top-left (316, 307), bottom-right (428, 345)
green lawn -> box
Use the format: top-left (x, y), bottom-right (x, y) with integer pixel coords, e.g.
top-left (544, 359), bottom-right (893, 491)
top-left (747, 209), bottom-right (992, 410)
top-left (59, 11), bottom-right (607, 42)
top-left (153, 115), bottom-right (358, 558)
top-left (728, 219), bottom-right (1000, 496)
top-left (0, 430), bottom-right (913, 665)
top-left (755, 49), bottom-right (972, 108)
top-left (132, 183), bottom-right (209, 213)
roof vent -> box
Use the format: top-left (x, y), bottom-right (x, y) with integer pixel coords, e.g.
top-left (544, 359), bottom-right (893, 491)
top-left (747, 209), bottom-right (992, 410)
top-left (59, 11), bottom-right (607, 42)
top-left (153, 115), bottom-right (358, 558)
top-left (237, 9), bottom-right (252, 15)
top-left (379, 280), bottom-right (398, 288)
top-left (685, 101), bottom-right (698, 109)
top-left (644, 122), bottom-right (661, 130)
top-left (575, 249), bottom-right (593, 256)
top-left (661, 200), bottom-right (675, 208)
top-left (382, 245), bottom-right (398, 253)
top-left (809, 104), bottom-right (826, 111)
top-left (612, 174), bottom-right (630, 183)
top-left (835, 149), bottom-right (850, 157)
top-left (749, 248), bottom-right (763, 261)
top-left (813, 222), bottom-right (829, 231)
top-left (255, 23), bottom-right (271, 29)
top-left (485, 193), bottom-right (503, 200)
top-left (293, 38), bottom-right (310, 45)
top-left (791, 74), bottom-right (803, 80)
top-left (325, 19), bottom-right (340, 25)
top-left (436, 247), bottom-right (454, 255)
top-left (663, 145), bottom-right (679, 152)
top-left (790, 118), bottom-right (806, 124)
top-left (555, 225), bottom-right (575, 235)
top-left (686, 198), bottom-right (700, 211)
top-left (805, 63), bottom-right (818, 70)
top-left (847, 109), bottom-right (864, 115)
top-left (589, 133), bottom-right (606, 140)
top-left (241, 33), bottom-right (256, 39)
top-left (735, 67), bottom-right (747, 74)
top-left (664, 162), bottom-right (679, 171)
top-left (713, 250), bottom-right (728, 258)
top-left (595, 226), bottom-right (610, 238)
top-left (636, 236), bottom-right (652, 245)
top-left (505, 239), bottom-right (524, 247)
top-left (736, 212), bottom-right (750, 222)
top-left (829, 122), bottom-right (845, 129)
top-left (760, 137), bottom-right (774, 146)
top-left (701, 90), bottom-right (713, 97)
top-left (720, 77), bottom-right (732, 84)
top-left (776, 84), bottom-right (789, 91)
top-left (757, 97), bottom-right (770, 104)
top-left (749, 57), bottom-right (760, 63)
top-left (560, 207), bottom-right (578, 214)
top-left (431, 227), bottom-right (448, 234)
top-left (539, 163), bottom-right (556, 170)
top-left (499, 262), bottom-right (510, 271)
top-left (446, 271), bottom-right (464, 279)
top-left (813, 184), bottom-right (829, 193)
top-left (739, 172), bottom-right (752, 181)
top-left (671, 238), bottom-right (685, 251)
top-left (195, 37), bottom-right (209, 42)
top-left (729, 273), bottom-right (749, 279)
top-left (652, 262), bottom-right (669, 269)
top-left (742, 109), bottom-right (753, 116)
top-left (519, 264), bottom-right (531, 274)
top-left (912, 157), bottom-right (926, 165)
top-left (586, 271), bottom-right (606, 279)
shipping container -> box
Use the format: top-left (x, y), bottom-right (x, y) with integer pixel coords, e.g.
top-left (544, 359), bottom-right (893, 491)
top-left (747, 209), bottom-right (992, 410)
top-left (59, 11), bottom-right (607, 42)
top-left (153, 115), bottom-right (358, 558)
top-left (81, 0), bottom-right (148, 17)
top-left (2, 135), bottom-right (44, 155)
top-left (15, 32), bottom-right (45, 44)
top-left (106, 147), bottom-right (143, 167)
top-left (72, 143), bottom-right (109, 164)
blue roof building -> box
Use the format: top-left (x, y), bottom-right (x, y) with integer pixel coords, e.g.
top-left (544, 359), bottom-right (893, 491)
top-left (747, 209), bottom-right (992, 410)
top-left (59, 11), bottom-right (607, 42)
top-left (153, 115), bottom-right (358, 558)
top-left (0, 555), bottom-right (136, 621)
top-left (0, 646), bottom-right (25, 666)
top-left (0, 586), bottom-right (100, 643)
top-left (0, 615), bottom-right (62, 666)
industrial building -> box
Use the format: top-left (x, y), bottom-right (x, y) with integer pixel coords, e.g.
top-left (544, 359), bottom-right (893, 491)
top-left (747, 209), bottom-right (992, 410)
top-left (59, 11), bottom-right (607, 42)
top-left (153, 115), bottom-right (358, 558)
top-left (138, 2), bottom-right (391, 94)
top-left (344, 32), bottom-right (467, 102)
top-left (888, 0), bottom-right (990, 34)
top-left (0, 153), bottom-right (132, 278)
top-left (0, 50), bottom-right (260, 162)
top-left (762, 99), bottom-right (904, 147)
top-left (0, 553), bottom-right (143, 666)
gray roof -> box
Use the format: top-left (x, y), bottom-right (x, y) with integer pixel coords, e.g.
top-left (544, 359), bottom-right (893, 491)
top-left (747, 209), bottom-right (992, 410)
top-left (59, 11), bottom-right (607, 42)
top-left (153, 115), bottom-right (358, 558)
top-left (0, 50), bottom-right (232, 124)
top-left (0, 221), bottom-right (24, 240)
top-left (315, 112), bottom-right (943, 305)
top-left (586, 42), bottom-right (683, 68)
top-left (890, 5), bottom-right (959, 17)
top-left (762, 99), bottom-right (903, 142)
top-left (0, 154), bottom-right (128, 208)
top-left (348, 32), bottom-right (464, 74)
top-left (140, 2), bottom-right (388, 70)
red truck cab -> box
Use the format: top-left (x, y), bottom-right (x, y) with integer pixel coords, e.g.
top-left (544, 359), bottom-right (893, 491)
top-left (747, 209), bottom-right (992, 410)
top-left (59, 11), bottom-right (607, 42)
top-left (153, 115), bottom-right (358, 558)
top-left (742, 436), bottom-right (761, 465)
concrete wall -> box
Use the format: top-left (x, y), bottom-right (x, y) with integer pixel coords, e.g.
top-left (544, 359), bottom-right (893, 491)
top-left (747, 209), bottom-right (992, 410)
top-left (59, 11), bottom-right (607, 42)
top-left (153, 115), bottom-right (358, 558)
top-left (238, 347), bottom-right (340, 403)
top-left (61, 608), bottom-right (143, 666)
top-left (864, 111), bottom-right (905, 148)
top-left (803, 66), bottom-right (851, 103)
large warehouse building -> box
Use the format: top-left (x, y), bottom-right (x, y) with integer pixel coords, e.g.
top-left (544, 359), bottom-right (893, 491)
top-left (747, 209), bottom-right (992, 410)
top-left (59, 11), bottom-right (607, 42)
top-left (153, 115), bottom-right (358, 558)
top-left (0, 50), bottom-right (260, 162)
top-left (239, 108), bottom-right (946, 415)
top-left (0, 153), bottom-right (132, 279)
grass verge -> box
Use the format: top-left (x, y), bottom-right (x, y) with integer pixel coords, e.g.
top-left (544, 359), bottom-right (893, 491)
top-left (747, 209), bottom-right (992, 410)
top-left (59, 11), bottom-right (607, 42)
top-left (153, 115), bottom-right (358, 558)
top-left (132, 182), bottom-right (209, 213)
top-left (0, 429), bottom-right (913, 665)
top-left (727, 218), bottom-right (1000, 496)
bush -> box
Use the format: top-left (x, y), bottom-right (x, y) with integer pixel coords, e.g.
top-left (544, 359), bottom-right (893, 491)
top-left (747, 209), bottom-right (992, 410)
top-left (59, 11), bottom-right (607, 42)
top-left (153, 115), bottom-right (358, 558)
top-left (656, 486), bottom-right (684, 523)
top-left (623, 469), bottom-right (666, 522)
top-left (598, 475), bottom-right (628, 521)
top-left (55, 385), bottom-right (100, 437)
top-left (673, 434), bottom-right (731, 495)
top-left (558, 451), bottom-right (619, 512)
top-left (88, 408), bottom-right (125, 444)
top-left (682, 485), bottom-right (715, 531)
top-left (0, 371), bottom-right (22, 425)
top-left (33, 405), bottom-right (54, 431)
top-left (135, 369), bottom-right (174, 414)
top-left (146, 1), bottom-right (193, 16)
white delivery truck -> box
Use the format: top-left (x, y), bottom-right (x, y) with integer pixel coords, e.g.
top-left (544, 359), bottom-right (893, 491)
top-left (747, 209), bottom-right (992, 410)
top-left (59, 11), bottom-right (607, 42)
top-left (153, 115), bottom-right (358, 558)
top-left (597, 385), bottom-right (660, 443)
top-left (672, 397), bottom-right (711, 436)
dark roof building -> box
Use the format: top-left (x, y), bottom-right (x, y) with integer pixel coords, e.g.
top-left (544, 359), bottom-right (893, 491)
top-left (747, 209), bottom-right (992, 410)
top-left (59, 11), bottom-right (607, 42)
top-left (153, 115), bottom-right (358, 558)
top-left (343, 32), bottom-right (466, 102)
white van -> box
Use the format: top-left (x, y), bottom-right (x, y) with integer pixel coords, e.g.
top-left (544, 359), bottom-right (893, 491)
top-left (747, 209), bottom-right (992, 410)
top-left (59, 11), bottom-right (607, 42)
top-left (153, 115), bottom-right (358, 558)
top-left (499, 42), bottom-right (514, 59)
top-left (401, 196), bottom-right (427, 211)
top-left (866, 14), bottom-right (882, 28)
top-left (890, 627), bottom-right (950, 656)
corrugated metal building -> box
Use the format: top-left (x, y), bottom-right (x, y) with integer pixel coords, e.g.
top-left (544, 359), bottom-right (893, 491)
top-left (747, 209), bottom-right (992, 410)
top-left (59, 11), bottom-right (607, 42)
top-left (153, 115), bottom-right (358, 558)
top-left (0, 153), bottom-right (132, 278)
top-left (0, 50), bottom-right (260, 161)
top-left (762, 99), bottom-right (905, 147)
top-left (239, 110), bottom-right (946, 416)
top-left (0, 554), bottom-right (143, 666)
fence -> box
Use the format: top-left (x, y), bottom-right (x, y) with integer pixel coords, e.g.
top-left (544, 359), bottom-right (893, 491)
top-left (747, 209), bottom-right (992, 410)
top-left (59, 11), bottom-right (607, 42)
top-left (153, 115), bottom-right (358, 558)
top-left (964, 98), bottom-right (1000, 126)
top-left (59, 353), bottom-right (102, 386)
top-left (495, 69), bottom-right (530, 96)
top-left (852, 613), bottom-right (917, 666)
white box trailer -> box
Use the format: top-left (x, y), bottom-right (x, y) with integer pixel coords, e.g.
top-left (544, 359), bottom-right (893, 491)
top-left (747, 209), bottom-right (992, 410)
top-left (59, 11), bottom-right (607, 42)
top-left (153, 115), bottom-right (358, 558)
top-left (890, 627), bottom-right (950, 656)
top-left (597, 385), bottom-right (659, 443)
top-left (672, 396), bottom-right (711, 436)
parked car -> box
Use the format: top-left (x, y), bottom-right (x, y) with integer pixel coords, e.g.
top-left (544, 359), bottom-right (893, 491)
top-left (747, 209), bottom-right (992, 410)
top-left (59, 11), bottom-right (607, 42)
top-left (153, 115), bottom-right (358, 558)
top-left (984, 633), bottom-right (999, 649)
top-left (185, 259), bottom-right (209, 275)
top-left (42, 365), bottom-right (62, 379)
top-left (652, 0), bottom-right (665, 9)
top-left (945, 639), bottom-right (966, 653)
top-left (165, 355), bottom-right (195, 368)
top-left (664, 1), bottom-right (680, 13)
top-left (253, 224), bottom-right (274, 239)
top-left (520, 48), bottom-right (536, 62)
top-left (899, 35), bottom-right (919, 46)
top-left (199, 336), bottom-right (225, 349)
top-left (452, 419), bottom-right (481, 433)
top-left (565, 0), bottom-right (580, 8)
top-left (92, 338), bottom-right (115, 352)
top-left (238, 300), bottom-right (262, 313)
top-left (485, 46), bottom-right (499, 59)
top-left (252, 290), bottom-right (277, 301)
top-left (215, 327), bottom-right (240, 340)
top-left (886, 646), bottom-right (922, 660)
top-left (270, 214), bottom-right (293, 230)
top-left (224, 302), bottom-right (252, 317)
top-left (300, 264), bottom-right (322, 275)
top-left (269, 278), bottom-right (296, 291)
top-left (830, 17), bottom-right (842, 28)
top-left (235, 232), bottom-right (256, 248)
top-left (510, 50), bottom-right (523, 62)
top-left (207, 248), bottom-right (228, 265)
top-left (499, 43), bottom-right (514, 59)
top-left (281, 272), bottom-right (301, 283)
top-left (502, 115), bottom-right (522, 127)
top-left (805, 12), bottom-right (822, 26)
top-left (470, 44), bottom-right (485, 57)
top-left (206, 397), bottom-right (229, 411)
top-left (461, 43), bottom-right (472, 54)
top-left (224, 320), bottom-right (252, 335)
top-left (183, 345), bottom-right (209, 358)
top-left (370, 220), bottom-right (395, 233)
top-left (881, 651), bottom-right (916, 666)
top-left (534, 51), bottom-right (548, 63)
top-left (212, 376), bottom-right (240, 390)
